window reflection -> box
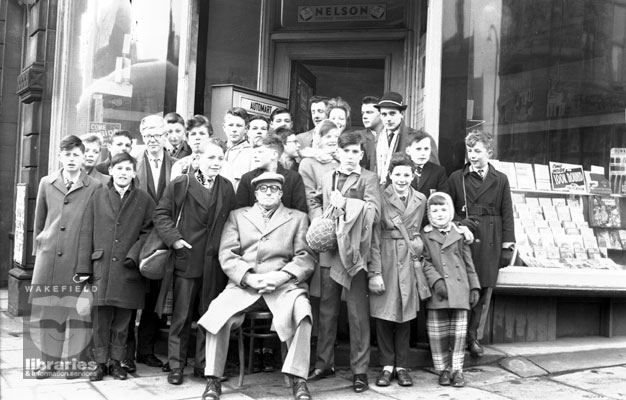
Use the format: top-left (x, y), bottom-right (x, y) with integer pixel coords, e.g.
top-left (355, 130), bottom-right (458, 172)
top-left (442, 0), bottom-right (626, 172)
top-left (60, 0), bottom-right (180, 159)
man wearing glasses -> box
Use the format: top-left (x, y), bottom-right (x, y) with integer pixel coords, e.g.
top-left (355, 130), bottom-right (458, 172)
top-left (122, 114), bottom-right (177, 373)
top-left (198, 172), bottom-right (316, 400)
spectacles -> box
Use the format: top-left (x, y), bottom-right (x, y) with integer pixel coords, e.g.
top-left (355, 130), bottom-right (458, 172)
top-left (256, 184), bottom-right (281, 193)
top-left (143, 134), bottom-right (164, 141)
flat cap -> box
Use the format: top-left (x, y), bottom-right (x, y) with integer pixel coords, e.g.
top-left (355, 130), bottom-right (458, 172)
top-left (251, 172), bottom-right (284, 187)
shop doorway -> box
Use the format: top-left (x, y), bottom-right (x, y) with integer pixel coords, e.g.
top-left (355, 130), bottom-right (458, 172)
top-left (271, 39), bottom-right (405, 133)
top-left (290, 59), bottom-right (385, 133)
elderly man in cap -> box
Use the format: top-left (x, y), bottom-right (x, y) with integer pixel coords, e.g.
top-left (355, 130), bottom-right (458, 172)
top-left (375, 92), bottom-right (439, 186)
top-left (198, 172), bottom-right (316, 400)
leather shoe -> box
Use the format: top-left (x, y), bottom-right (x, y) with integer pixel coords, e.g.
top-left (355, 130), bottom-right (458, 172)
top-left (262, 351), bottom-right (275, 372)
top-left (137, 353), bottom-right (163, 368)
top-left (121, 359), bottom-right (136, 373)
top-left (168, 368), bottom-right (184, 385)
top-left (307, 367), bottom-right (335, 381)
top-left (202, 376), bottom-right (222, 400)
top-left (110, 360), bottom-right (128, 380)
top-left (375, 370), bottom-right (392, 387)
top-left (89, 363), bottom-right (108, 381)
top-left (252, 351), bottom-right (263, 373)
top-left (353, 373), bottom-right (369, 393)
top-left (291, 377), bottom-right (311, 400)
top-left (438, 370), bottom-right (451, 386)
top-left (194, 367), bottom-right (205, 378)
top-left (396, 369), bottom-right (413, 386)
top-left (468, 340), bottom-right (484, 358)
top-left (452, 370), bottom-right (465, 387)
top-left (162, 362), bottom-right (171, 372)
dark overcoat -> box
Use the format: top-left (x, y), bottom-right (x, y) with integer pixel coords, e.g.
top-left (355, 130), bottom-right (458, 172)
top-left (370, 186), bottom-right (426, 322)
top-left (30, 170), bottom-right (102, 307)
top-left (421, 225), bottom-right (481, 310)
top-left (445, 163), bottom-right (515, 287)
top-left (153, 173), bottom-right (236, 314)
top-left (76, 184), bottom-right (155, 309)
top-left (236, 165), bottom-right (308, 213)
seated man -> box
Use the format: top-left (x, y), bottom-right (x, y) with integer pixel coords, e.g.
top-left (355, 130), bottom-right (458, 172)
top-left (198, 172), bottom-right (316, 400)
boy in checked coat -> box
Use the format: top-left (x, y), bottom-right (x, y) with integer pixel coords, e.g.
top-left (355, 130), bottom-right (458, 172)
top-left (421, 192), bottom-right (481, 387)
top-left (76, 152), bottom-right (155, 381)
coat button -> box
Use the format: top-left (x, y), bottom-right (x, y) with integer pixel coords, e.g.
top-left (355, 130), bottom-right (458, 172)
top-left (64, 200), bottom-right (69, 204)
top-left (261, 237), bottom-right (267, 241)
top-left (440, 250), bottom-right (444, 254)
top-left (60, 226), bottom-right (65, 231)
top-left (57, 252), bottom-right (62, 256)
top-left (442, 262), bottom-right (446, 266)
top-left (457, 277), bottom-right (461, 281)
top-left (445, 274), bottom-right (449, 278)
top-left (112, 257), bottom-right (118, 262)
top-left (115, 239), bottom-right (120, 243)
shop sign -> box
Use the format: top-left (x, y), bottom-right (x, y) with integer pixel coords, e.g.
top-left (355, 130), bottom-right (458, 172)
top-left (89, 122), bottom-right (121, 145)
top-left (13, 184), bottom-right (27, 266)
top-left (297, 4), bottom-right (386, 22)
top-left (549, 162), bottom-right (586, 192)
top-left (239, 96), bottom-right (280, 118)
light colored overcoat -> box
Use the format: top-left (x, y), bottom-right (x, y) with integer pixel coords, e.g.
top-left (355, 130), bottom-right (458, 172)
top-left (198, 204), bottom-right (317, 342)
top-left (370, 186), bottom-right (426, 322)
top-left (30, 170), bottom-right (102, 307)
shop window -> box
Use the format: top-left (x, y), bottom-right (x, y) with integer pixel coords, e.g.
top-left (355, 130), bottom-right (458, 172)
top-left (52, 0), bottom-right (182, 160)
top-left (203, 0), bottom-right (262, 117)
top-left (440, 0), bottom-right (626, 173)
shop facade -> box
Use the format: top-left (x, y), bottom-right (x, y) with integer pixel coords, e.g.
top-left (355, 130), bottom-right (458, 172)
top-left (4, 0), bottom-right (626, 342)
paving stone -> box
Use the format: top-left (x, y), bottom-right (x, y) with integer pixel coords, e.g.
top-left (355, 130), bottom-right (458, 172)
top-left (528, 349), bottom-right (626, 374)
top-left (464, 364), bottom-right (522, 385)
top-left (482, 376), bottom-right (614, 400)
top-left (0, 382), bottom-right (106, 400)
top-left (2, 366), bottom-right (89, 388)
top-left (551, 366), bottom-right (626, 399)
top-left (499, 356), bottom-right (548, 378)
top-left (383, 385), bottom-right (510, 400)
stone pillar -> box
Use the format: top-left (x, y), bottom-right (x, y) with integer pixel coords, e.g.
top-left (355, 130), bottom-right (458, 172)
top-left (8, 0), bottom-right (57, 316)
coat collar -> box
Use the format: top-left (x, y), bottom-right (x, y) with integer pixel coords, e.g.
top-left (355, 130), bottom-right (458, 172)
top-left (424, 223), bottom-right (464, 249)
top-left (242, 203), bottom-right (293, 235)
top-left (462, 162), bottom-right (498, 199)
top-left (51, 169), bottom-right (92, 195)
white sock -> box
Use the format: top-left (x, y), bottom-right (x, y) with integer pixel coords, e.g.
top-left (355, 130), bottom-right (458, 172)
top-left (383, 365), bottom-right (394, 373)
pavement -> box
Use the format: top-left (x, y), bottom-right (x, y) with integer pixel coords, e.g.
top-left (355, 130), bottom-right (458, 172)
top-left (2, 288), bottom-right (626, 400)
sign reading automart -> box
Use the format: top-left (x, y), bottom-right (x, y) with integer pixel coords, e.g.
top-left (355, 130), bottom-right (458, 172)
top-left (298, 4), bottom-right (386, 22)
top-left (239, 97), bottom-right (278, 118)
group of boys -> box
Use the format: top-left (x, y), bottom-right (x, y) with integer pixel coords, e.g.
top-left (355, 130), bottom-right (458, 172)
top-left (30, 91), bottom-right (514, 400)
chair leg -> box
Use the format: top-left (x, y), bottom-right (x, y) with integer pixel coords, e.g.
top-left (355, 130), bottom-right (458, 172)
top-left (247, 320), bottom-right (255, 375)
top-left (238, 326), bottom-right (245, 388)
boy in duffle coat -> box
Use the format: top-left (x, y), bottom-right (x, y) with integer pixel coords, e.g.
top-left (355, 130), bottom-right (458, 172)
top-left (421, 192), bottom-right (481, 388)
top-left (76, 152), bottom-right (156, 381)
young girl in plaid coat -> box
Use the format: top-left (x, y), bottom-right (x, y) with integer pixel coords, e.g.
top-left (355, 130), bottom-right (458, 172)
top-left (421, 192), bottom-right (481, 387)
